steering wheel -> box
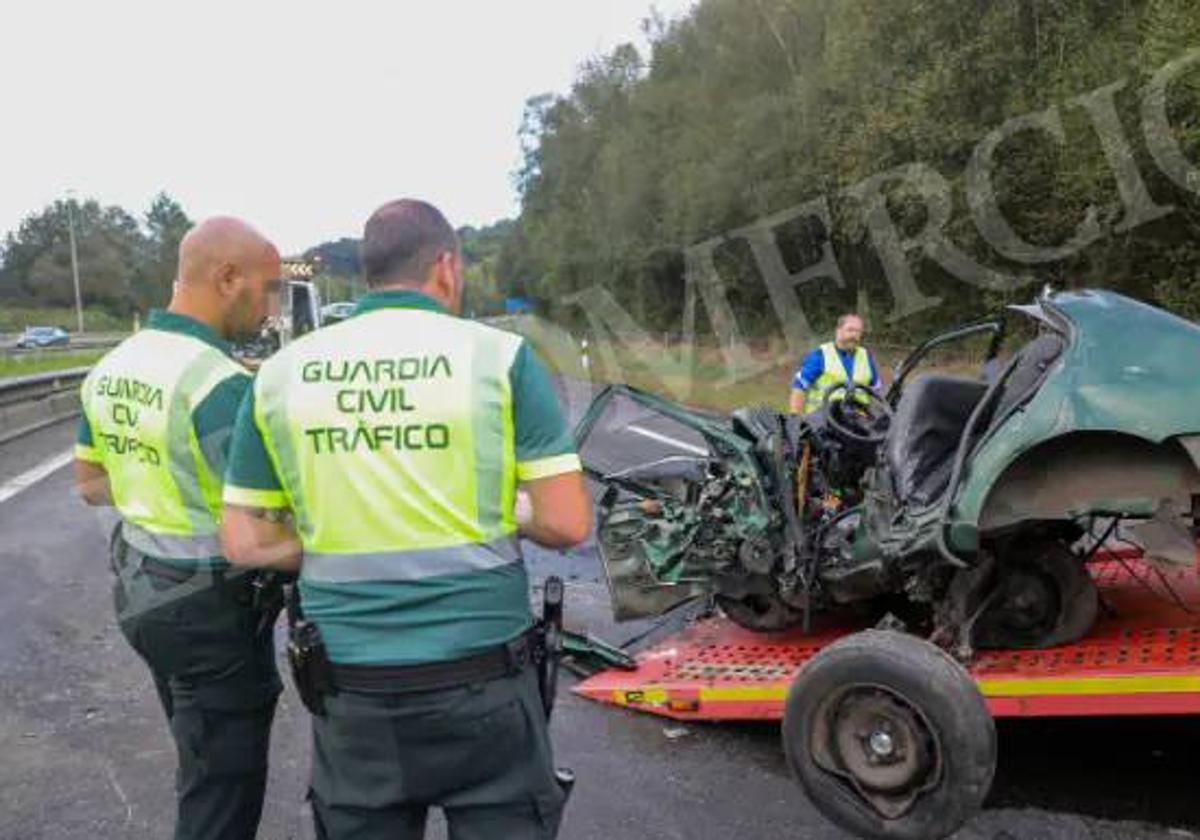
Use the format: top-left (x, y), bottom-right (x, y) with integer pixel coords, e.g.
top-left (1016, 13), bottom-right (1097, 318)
top-left (822, 382), bottom-right (894, 445)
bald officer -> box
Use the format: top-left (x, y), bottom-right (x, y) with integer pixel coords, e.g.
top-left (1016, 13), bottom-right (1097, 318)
top-left (75, 218), bottom-right (284, 840)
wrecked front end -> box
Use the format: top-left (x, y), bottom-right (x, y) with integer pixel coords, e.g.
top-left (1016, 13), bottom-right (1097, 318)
top-left (575, 385), bottom-right (881, 631)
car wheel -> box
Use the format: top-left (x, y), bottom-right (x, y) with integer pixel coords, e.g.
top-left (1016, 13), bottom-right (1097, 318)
top-left (782, 630), bottom-right (996, 840)
top-left (973, 541), bottom-right (1098, 650)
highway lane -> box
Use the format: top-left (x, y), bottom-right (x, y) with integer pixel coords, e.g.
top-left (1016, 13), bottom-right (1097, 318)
top-left (1, 413), bottom-right (1198, 840)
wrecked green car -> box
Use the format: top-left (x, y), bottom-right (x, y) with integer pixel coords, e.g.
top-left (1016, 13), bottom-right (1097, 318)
top-left (577, 289), bottom-right (1200, 655)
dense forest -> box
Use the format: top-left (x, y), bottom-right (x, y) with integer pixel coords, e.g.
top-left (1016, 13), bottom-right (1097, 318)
top-left (502, 0), bottom-right (1200, 344)
top-left (297, 224), bottom-right (513, 316)
top-left (0, 193), bottom-right (191, 317)
top-left (0, 198), bottom-right (510, 319)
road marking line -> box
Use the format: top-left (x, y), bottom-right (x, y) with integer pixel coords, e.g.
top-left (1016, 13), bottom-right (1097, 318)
top-left (103, 760), bottom-right (134, 826)
top-left (627, 424), bottom-right (709, 457)
top-left (0, 448), bottom-right (75, 505)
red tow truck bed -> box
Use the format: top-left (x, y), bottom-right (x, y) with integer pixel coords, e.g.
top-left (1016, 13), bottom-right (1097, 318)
top-left (575, 549), bottom-right (1200, 720)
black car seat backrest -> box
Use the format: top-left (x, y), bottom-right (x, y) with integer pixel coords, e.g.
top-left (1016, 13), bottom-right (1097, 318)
top-left (887, 376), bottom-right (989, 507)
top-left (985, 332), bottom-right (1066, 433)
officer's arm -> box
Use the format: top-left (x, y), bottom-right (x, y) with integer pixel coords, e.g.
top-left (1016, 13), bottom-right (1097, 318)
top-left (510, 341), bottom-right (592, 548)
top-left (74, 460), bottom-right (112, 506)
top-left (789, 389), bottom-right (807, 415)
top-left (518, 472), bottom-right (591, 548)
top-left (220, 385), bottom-right (301, 570)
top-left (789, 349), bottom-right (820, 415)
top-left (74, 413), bottom-right (111, 505)
top-left (221, 506), bottom-right (302, 571)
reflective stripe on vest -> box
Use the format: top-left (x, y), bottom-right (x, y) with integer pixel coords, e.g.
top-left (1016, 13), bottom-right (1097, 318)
top-left (122, 521), bottom-right (222, 560)
top-left (81, 330), bottom-right (243, 552)
top-left (806, 343), bottom-right (872, 413)
top-left (304, 536), bottom-right (522, 583)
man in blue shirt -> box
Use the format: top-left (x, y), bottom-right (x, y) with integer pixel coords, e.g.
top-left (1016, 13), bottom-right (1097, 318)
top-left (789, 313), bottom-right (881, 415)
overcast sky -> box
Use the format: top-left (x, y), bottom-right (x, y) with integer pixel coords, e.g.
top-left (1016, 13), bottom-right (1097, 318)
top-left (2, 1), bottom-right (695, 254)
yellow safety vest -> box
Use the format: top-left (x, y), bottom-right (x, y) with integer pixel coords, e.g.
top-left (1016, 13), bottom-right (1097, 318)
top-left (805, 343), bottom-right (873, 414)
top-left (249, 300), bottom-right (532, 663)
top-left (253, 312), bottom-right (522, 559)
top-left (79, 330), bottom-right (244, 559)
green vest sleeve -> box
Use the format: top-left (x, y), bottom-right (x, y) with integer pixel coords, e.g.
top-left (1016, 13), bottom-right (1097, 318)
top-left (510, 340), bottom-right (581, 481)
top-left (192, 372), bottom-right (251, 478)
top-left (223, 385), bottom-right (289, 508)
top-left (75, 413), bottom-right (101, 463)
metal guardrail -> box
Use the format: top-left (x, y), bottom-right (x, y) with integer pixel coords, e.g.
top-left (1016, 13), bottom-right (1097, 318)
top-left (0, 367), bottom-right (90, 446)
top-left (1, 335), bottom-right (124, 359)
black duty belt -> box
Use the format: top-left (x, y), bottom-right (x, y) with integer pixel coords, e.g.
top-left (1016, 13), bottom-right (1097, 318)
top-left (330, 630), bottom-right (537, 695)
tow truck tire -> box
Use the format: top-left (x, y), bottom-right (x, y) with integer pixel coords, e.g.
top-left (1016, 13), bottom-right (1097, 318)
top-left (782, 630), bottom-right (996, 840)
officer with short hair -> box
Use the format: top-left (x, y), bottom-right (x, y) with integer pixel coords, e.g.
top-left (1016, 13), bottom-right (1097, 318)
top-left (74, 217), bottom-right (285, 840)
top-left (789, 312), bottom-right (881, 415)
top-left (220, 198), bottom-right (592, 840)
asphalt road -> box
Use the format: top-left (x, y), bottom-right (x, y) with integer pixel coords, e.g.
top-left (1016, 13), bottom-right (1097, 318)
top-left (2, 408), bottom-right (1198, 840)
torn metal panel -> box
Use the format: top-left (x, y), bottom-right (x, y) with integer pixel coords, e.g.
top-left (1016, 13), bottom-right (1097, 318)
top-left (979, 434), bottom-right (1200, 532)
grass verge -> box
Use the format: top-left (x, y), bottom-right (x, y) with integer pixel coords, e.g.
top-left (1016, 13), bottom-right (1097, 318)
top-left (0, 307), bottom-right (131, 333)
top-left (0, 350), bottom-right (106, 379)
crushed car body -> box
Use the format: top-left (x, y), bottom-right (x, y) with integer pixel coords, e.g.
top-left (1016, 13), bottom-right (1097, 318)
top-left (576, 289), bottom-right (1200, 656)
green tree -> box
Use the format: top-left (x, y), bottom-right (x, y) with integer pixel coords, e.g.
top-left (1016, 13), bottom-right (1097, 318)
top-left (500, 0), bottom-right (1200, 341)
top-left (0, 192), bottom-right (195, 317)
top-left (137, 192), bottom-right (193, 310)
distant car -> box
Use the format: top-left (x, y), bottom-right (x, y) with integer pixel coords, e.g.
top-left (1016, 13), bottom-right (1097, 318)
top-left (15, 326), bottom-right (69, 349)
top-left (320, 301), bottom-right (355, 325)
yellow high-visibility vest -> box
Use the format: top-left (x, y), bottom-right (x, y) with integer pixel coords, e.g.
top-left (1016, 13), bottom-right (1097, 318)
top-left (78, 330), bottom-right (244, 559)
top-left (805, 343), bottom-right (872, 414)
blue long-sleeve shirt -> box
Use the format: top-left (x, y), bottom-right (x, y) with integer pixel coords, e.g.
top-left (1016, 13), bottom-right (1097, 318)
top-left (792, 346), bottom-right (881, 392)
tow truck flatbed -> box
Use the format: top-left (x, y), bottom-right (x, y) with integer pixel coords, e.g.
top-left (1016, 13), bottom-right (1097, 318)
top-left (575, 550), bottom-right (1200, 721)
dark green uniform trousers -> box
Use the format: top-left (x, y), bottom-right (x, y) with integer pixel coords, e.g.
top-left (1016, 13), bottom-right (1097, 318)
top-left (310, 664), bottom-right (566, 840)
top-left (113, 544), bottom-right (282, 840)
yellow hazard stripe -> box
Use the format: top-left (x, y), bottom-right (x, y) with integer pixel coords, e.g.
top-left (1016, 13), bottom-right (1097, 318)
top-left (977, 675), bottom-right (1200, 697)
top-left (694, 686), bottom-right (789, 702)
top-left (613, 688), bottom-right (669, 706)
top-left (614, 686), bottom-right (790, 706)
top-left (612, 674), bottom-right (1200, 708)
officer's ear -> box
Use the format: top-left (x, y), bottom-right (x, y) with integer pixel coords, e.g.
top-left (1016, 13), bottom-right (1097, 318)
top-left (215, 261), bottom-right (242, 299)
top-left (428, 251), bottom-right (463, 314)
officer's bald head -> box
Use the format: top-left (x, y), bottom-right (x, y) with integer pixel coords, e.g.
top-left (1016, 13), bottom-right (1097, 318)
top-left (361, 200), bottom-right (459, 289)
top-left (178, 217), bottom-right (278, 288)
top-left (171, 217), bottom-right (282, 342)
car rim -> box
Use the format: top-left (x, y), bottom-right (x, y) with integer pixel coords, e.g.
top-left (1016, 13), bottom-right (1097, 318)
top-left (976, 559), bottom-right (1066, 647)
top-left (996, 568), bottom-right (1059, 635)
top-left (810, 685), bottom-right (942, 820)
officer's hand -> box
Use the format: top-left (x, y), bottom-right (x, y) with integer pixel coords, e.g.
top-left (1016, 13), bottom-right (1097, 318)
top-left (221, 504), bottom-right (303, 571)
